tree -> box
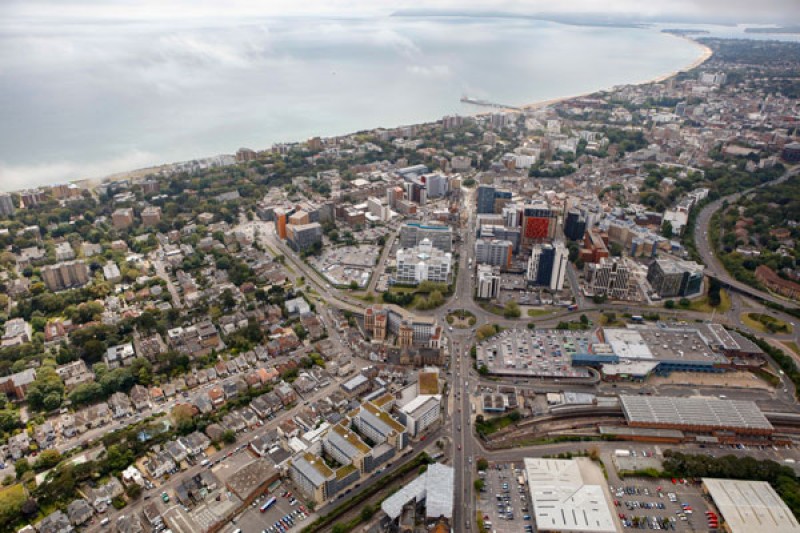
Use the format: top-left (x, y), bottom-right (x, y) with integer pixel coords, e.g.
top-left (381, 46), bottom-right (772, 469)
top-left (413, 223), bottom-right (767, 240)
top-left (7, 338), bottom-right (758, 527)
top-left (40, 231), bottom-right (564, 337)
top-left (503, 300), bottom-right (521, 319)
top-left (171, 404), bottom-right (195, 432)
top-left (678, 298), bottom-right (690, 308)
top-left (33, 449), bottom-right (62, 472)
top-left (221, 430), bottom-right (236, 445)
top-left (478, 365), bottom-right (489, 376)
top-left (26, 366), bottom-right (64, 412)
top-left (360, 504), bottom-right (375, 521)
top-left (126, 483), bottom-right (143, 500)
top-left (0, 410), bottom-right (21, 433)
top-left (477, 458), bottom-right (489, 471)
top-left (664, 300), bottom-right (675, 309)
top-left (474, 479), bottom-right (485, 491)
top-left (14, 459), bottom-right (30, 479)
top-left (661, 220), bottom-right (673, 239)
top-left (20, 498), bottom-right (38, 518)
top-left (580, 314), bottom-right (589, 326)
top-left (68, 382), bottom-right (104, 406)
top-left (104, 444), bottom-right (134, 474)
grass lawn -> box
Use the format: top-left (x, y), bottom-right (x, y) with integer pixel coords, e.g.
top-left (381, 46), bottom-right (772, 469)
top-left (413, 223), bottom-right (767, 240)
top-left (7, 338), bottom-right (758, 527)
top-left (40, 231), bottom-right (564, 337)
top-left (475, 413), bottom-right (518, 435)
top-left (785, 341), bottom-right (800, 357)
top-left (741, 312), bottom-right (793, 334)
top-left (688, 289), bottom-right (731, 313)
top-left (447, 310), bottom-right (476, 328)
top-left (479, 301), bottom-right (506, 316)
top-left (752, 367), bottom-right (781, 387)
top-left (599, 314), bottom-right (625, 327)
top-left (388, 285), bottom-right (417, 295)
top-left (527, 308), bottom-right (553, 317)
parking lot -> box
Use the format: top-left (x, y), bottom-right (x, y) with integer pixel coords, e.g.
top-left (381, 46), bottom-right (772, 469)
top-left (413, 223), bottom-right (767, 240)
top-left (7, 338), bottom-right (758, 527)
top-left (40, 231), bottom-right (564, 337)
top-left (477, 461), bottom-right (533, 533)
top-left (611, 476), bottom-right (712, 531)
top-left (226, 481), bottom-right (312, 533)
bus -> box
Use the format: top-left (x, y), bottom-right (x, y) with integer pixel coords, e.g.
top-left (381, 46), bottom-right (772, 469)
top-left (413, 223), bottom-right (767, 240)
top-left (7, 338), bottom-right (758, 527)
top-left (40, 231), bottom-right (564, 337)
top-left (260, 496), bottom-right (277, 513)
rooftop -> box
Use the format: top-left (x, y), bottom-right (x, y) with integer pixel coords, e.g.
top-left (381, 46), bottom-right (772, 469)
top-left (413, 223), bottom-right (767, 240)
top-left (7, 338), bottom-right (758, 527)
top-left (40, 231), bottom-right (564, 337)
top-left (603, 326), bottom-right (727, 364)
top-left (523, 457), bottom-right (619, 533)
top-left (381, 462), bottom-right (454, 520)
top-left (291, 452), bottom-right (333, 487)
top-left (620, 395), bottom-right (773, 432)
top-left (362, 401), bottom-right (405, 434)
top-left (418, 372), bottom-right (439, 395)
top-left (330, 423), bottom-right (370, 454)
top-left (703, 478), bottom-right (800, 533)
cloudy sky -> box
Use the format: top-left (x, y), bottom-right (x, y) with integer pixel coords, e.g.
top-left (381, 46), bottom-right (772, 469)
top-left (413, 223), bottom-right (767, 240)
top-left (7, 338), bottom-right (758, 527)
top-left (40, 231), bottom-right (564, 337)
top-left (1, 0), bottom-right (798, 23)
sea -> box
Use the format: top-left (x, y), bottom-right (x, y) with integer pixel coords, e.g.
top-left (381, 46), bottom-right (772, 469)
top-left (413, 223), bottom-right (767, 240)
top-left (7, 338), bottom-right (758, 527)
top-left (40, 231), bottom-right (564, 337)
top-left (0, 16), bottom-right (716, 190)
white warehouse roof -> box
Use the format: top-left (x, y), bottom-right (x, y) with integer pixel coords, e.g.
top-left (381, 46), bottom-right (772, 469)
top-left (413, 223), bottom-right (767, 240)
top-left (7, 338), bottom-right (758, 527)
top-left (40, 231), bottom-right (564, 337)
top-left (524, 458), bottom-right (620, 533)
top-left (703, 478), bottom-right (800, 533)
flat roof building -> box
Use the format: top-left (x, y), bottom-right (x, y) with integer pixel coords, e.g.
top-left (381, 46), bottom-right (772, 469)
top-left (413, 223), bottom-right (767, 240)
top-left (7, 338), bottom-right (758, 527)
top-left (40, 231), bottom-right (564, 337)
top-left (523, 457), bottom-right (620, 533)
top-left (702, 478), bottom-right (800, 533)
top-left (399, 223), bottom-right (453, 252)
top-left (576, 326), bottom-right (730, 377)
top-left (620, 395), bottom-right (773, 436)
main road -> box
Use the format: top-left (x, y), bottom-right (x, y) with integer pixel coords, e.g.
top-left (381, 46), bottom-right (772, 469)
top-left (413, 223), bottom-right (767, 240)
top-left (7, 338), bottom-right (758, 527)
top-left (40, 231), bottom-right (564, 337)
top-left (693, 165), bottom-right (800, 310)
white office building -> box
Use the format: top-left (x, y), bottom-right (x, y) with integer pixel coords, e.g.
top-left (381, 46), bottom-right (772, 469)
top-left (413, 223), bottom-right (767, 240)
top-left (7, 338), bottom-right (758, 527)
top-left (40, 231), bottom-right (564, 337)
top-left (477, 264), bottom-right (501, 299)
top-left (395, 239), bottom-right (452, 285)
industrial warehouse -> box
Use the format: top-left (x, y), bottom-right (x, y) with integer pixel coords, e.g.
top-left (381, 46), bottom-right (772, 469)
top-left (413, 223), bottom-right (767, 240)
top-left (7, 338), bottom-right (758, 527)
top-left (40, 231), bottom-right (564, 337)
top-left (620, 395), bottom-right (774, 440)
top-left (702, 478), bottom-right (800, 533)
top-left (523, 457), bottom-right (620, 533)
top-left (476, 323), bottom-right (765, 381)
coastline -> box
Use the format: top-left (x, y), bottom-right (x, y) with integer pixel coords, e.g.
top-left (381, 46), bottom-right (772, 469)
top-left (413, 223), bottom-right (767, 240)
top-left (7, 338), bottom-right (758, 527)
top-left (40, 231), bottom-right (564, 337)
top-left (27, 37), bottom-right (714, 195)
top-left (517, 35), bottom-right (713, 112)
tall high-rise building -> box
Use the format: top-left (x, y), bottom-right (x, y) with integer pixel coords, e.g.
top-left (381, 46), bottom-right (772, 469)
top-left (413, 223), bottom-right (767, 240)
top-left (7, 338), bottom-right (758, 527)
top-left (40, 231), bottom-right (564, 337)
top-left (421, 173), bottom-right (448, 198)
top-left (647, 259), bottom-right (704, 298)
top-left (476, 265), bottom-right (501, 299)
top-left (564, 209), bottom-right (587, 241)
top-left (0, 193), bottom-right (15, 218)
top-left (479, 225), bottom-right (521, 253)
top-left (502, 205), bottom-right (521, 227)
top-left (474, 239), bottom-right (513, 270)
top-left (442, 115), bottom-right (464, 129)
top-left (476, 185), bottom-right (496, 214)
top-left (522, 202), bottom-right (557, 244)
top-left (286, 222), bottom-right (323, 252)
top-left (41, 261), bottom-right (90, 292)
top-left (526, 242), bottom-right (567, 290)
top-left (586, 257), bottom-right (634, 300)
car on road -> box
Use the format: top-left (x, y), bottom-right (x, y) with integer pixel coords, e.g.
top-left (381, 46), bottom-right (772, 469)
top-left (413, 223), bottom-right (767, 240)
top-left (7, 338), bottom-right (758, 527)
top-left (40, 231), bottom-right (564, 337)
top-left (458, 444), bottom-right (461, 450)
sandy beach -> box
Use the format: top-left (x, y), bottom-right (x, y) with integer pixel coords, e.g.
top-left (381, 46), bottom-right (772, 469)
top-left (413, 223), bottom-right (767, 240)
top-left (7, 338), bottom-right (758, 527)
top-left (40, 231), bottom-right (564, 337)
top-left (518, 35), bottom-right (713, 112)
